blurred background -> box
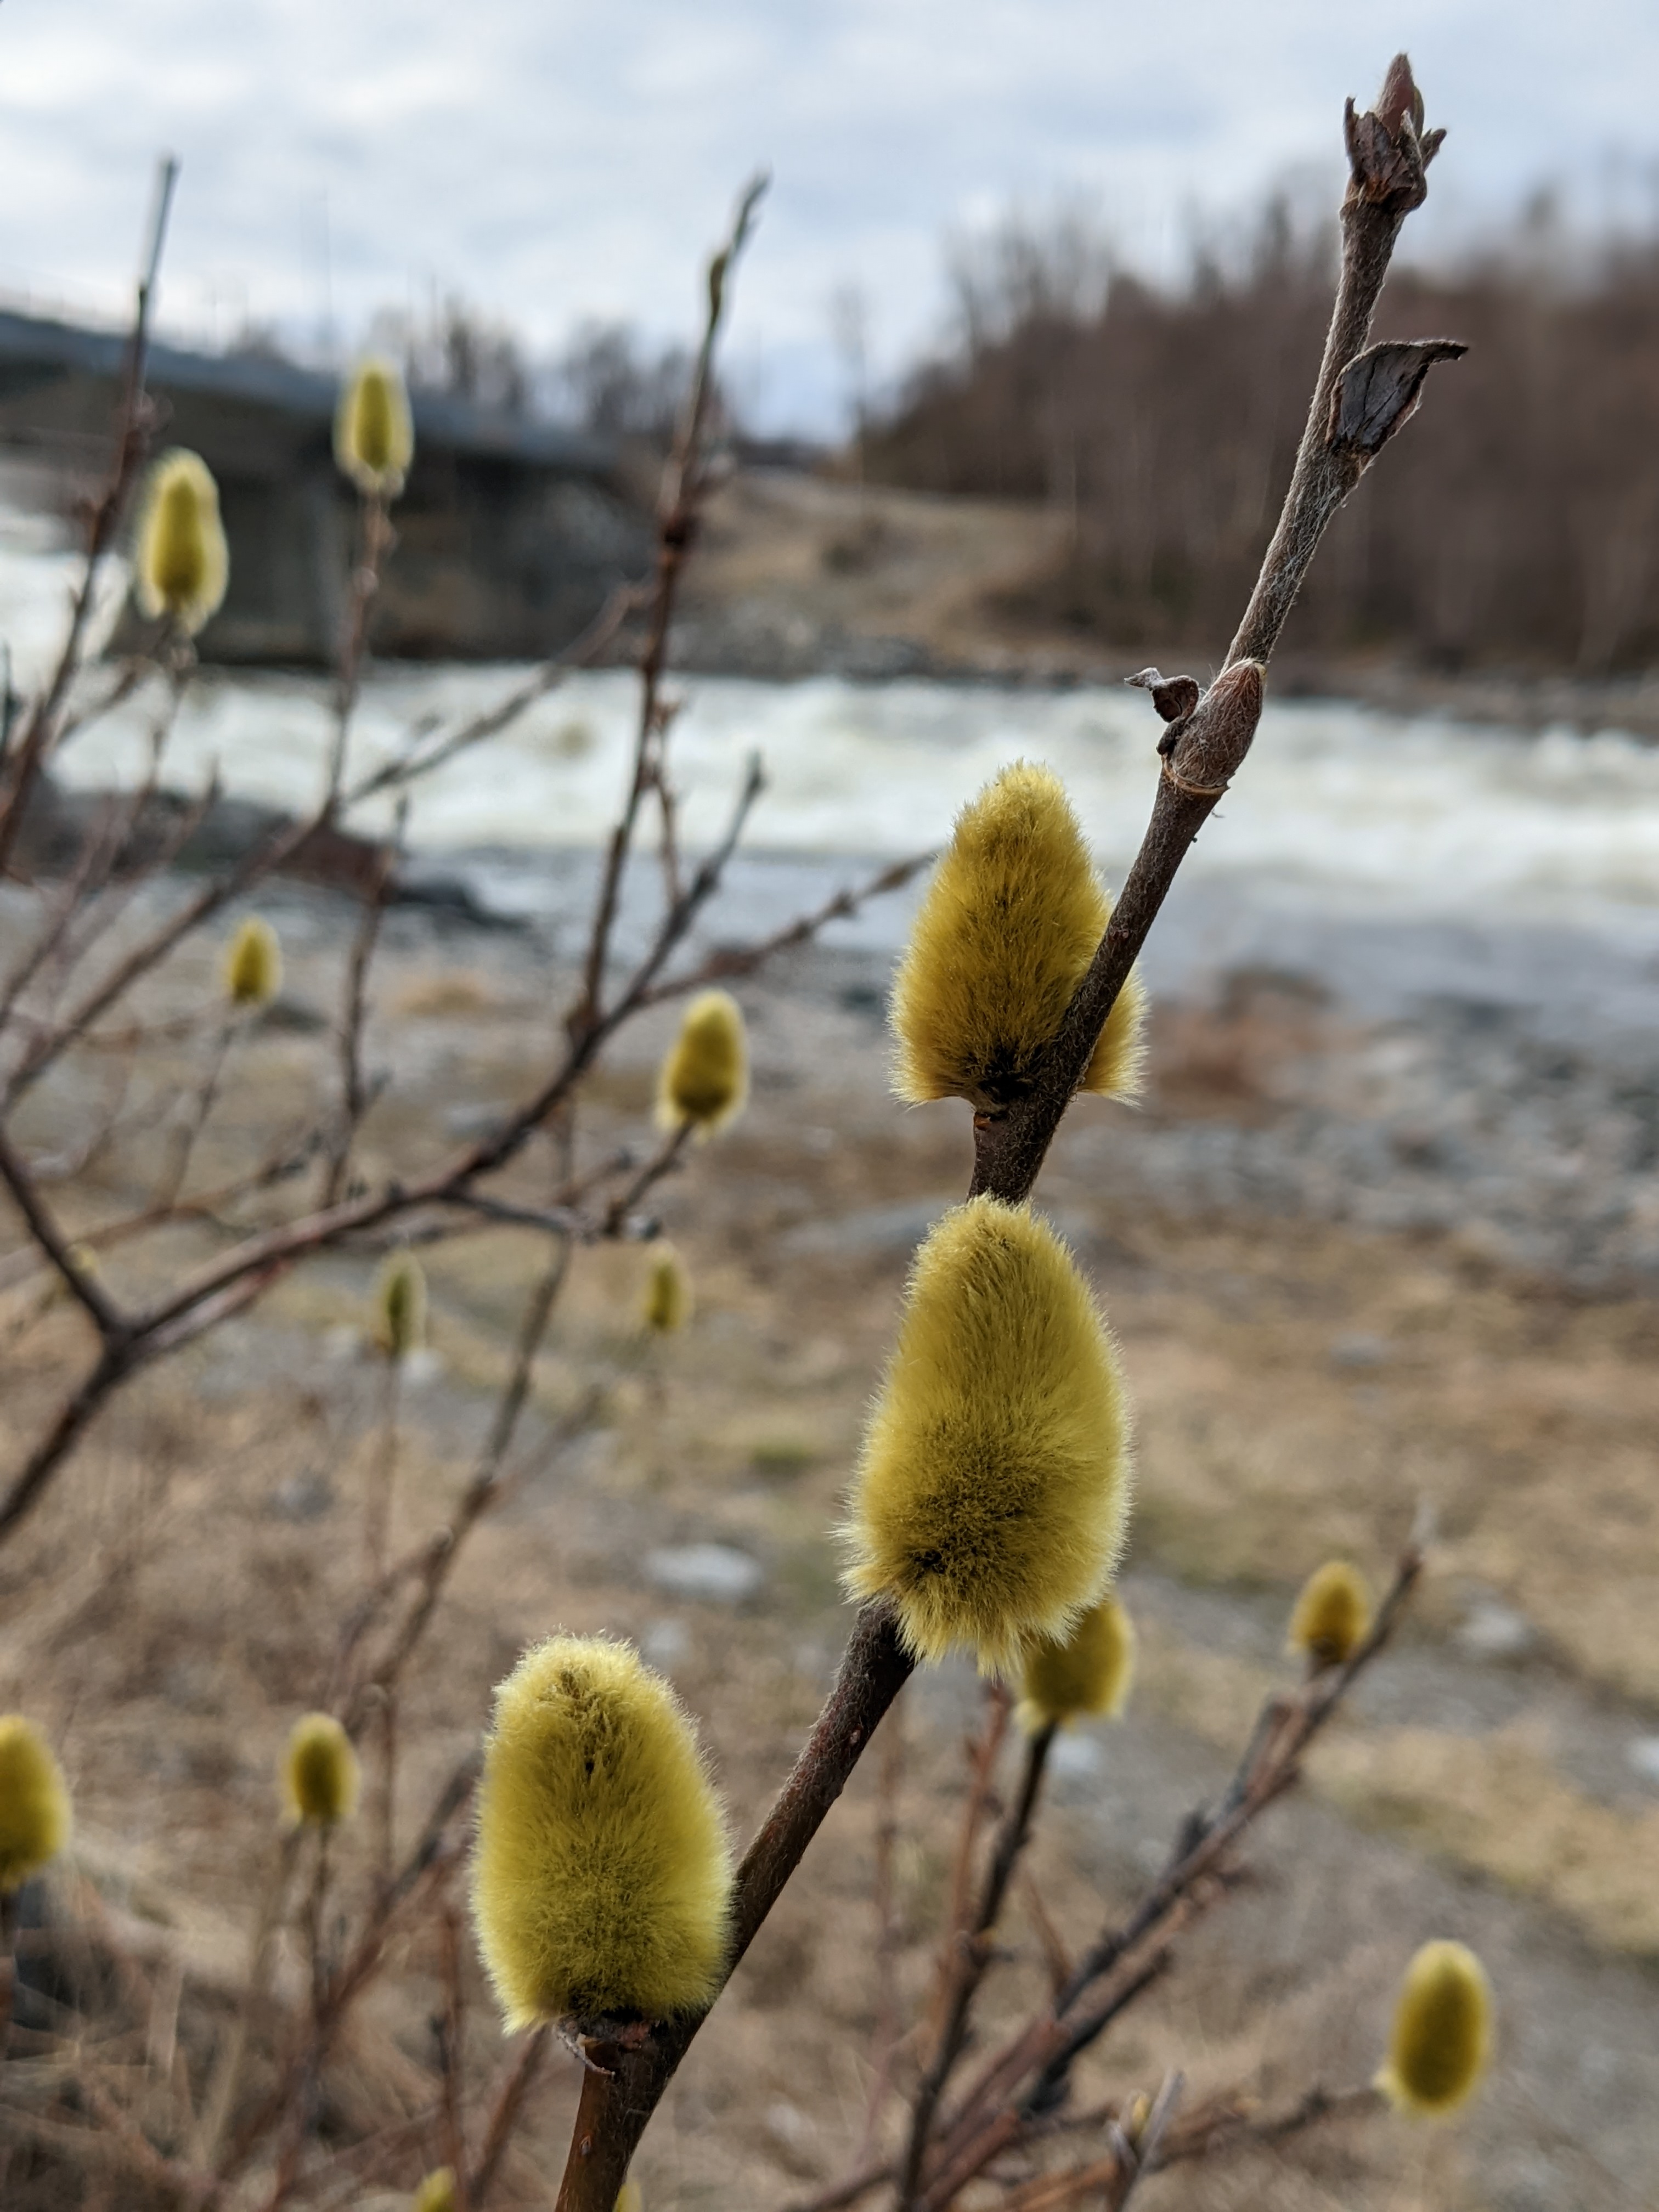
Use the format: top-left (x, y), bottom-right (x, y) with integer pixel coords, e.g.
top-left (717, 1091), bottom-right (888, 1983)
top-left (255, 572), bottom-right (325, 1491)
top-left (1, 4), bottom-right (1657, 2208)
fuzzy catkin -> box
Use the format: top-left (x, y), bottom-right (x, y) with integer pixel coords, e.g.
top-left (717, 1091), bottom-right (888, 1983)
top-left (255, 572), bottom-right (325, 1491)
top-left (134, 450), bottom-right (229, 636)
top-left (615, 2182), bottom-right (644, 2212)
top-left (1376, 1940), bottom-right (1493, 2116)
top-left (375, 1252), bottom-right (427, 1361)
top-left (844, 1198), bottom-right (1132, 1671)
top-left (641, 1245), bottom-right (690, 1334)
top-left (1018, 1594), bottom-right (1136, 1731)
top-left (889, 761), bottom-right (1144, 1111)
top-left (223, 916), bottom-right (282, 1008)
top-left (335, 358), bottom-right (414, 498)
top-left (410, 2170), bottom-right (456, 2212)
top-left (281, 1714), bottom-right (359, 1828)
top-left (656, 991), bottom-right (748, 1136)
top-left (1287, 1560), bottom-right (1372, 1668)
top-left (0, 1716), bottom-right (71, 1892)
top-left (471, 1636), bottom-right (732, 2029)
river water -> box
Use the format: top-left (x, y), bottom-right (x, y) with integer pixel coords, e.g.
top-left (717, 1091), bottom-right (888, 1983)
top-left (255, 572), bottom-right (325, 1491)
top-left (9, 510), bottom-right (1659, 1048)
top-left (9, 509), bottom-right (1659, 1275)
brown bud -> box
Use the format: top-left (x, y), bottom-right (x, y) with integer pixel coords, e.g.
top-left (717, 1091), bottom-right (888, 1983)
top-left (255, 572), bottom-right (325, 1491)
top-left (1344, 54), bottom-right (1443, 216)
top-left (1163, 660), bottom-right (1264, 797)
top-left (1329, 339), bottom-right (1468, 460)
top-left (1126, 668), bottom-right (1200, 725)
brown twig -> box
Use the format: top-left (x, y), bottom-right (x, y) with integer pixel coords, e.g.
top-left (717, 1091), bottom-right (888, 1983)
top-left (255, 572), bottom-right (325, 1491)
top-left (853, 1707), bottom-right (907, 2172)
top-left (968, 56), bottom-right (1456, 1213)
top-left (0, 154), bottom-right (178, 879)
top-left (467, 2025), bottom-right (551, 2210)
top-left (571, 173), bottom-right (767, 1041)
top-left (438, 1906), bottom-right (471, 2210)
top-left (910, 1544), bottom-right (1424, 2208)
top-left (324, 801), bottom-right (404, 1205)
top-left (896, 1720), bottom-right (1057, 2208)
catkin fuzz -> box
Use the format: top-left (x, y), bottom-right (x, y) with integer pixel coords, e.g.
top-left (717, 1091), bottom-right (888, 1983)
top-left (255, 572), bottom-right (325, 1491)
top-left (134, 450), bottom-right (229, 636)
top-left (471, 1635), bottom-right (732, 2029)
top-left (656, 991), bottom-right (748, 1136)
top-left (281, 1713), bottom-right (359, 1829)
top-left (0, 1716), bottom-right (71, 1892)
top-left (844, 1198), bottom-right (1132, 1671)
top-left (410, 2170), bottom-right (456, 2212)
top-left (223, 916), bottom-right (282, 1008)
top-left (1018, 1594), bottom-right (1136, 1731)
top-left (375, 1252), bottom-right (427, 1361)
top-left (1377, 1940), bottom-right (1493, 2116)
top-left (1287, 1560), bottom-right (1372, 1668)
top-left (335, 357), bottom-right (414, 498)
top-left (641, 1244), bottom-right (690, 1334)
top-left (889, 762), bottom-right (1144, 1110)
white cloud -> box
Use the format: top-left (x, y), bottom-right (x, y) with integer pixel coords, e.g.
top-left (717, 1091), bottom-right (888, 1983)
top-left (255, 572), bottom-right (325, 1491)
top-left (0, 0), bottom-right (1651, 430)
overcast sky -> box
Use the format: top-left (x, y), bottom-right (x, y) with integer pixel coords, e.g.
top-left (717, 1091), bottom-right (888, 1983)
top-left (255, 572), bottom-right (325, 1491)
top-left (0, 0), bottom-right (1654, 431)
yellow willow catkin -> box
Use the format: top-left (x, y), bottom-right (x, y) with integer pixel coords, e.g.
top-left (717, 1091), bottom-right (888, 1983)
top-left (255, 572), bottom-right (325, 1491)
top-left (281, 1713), bottom-right (360, 1829)
top-left (1018, 1593), bottom-right (1137, 1732)
top-left (335, 357), bottom-right (414, 498)
top-left (889, 760), bottom-right (1145, 1110)
top-left (615, 2183), bottom-right (644, 2212)
top-left (0, 1716), bottom-right (71, 1892)
top-left (410, 2170), bottom-right (456, 2212)
top-left (1376, 1940), bottom-right (1494, 2116)
top-left (134, 449), bottom-right (229, 636)
top-left (374, 1251), bottom-right (427, 1361)
top-left (641, 1244), bottom-right (690, 1334)
top-left (1287, 1559), bottom-right (1373, 1668)
top-left (222, 916), bottom-right (282, 1008)
top-left (844, 1198), bottom-right (1132, 1672)
top-left (471, 1635), bottom-right (732, 2029)
top-left (656, 990), bottom-right (748, 1136)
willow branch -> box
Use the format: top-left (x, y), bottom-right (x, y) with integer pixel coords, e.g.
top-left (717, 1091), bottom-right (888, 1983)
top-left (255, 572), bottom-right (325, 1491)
top-left (969, 54), bottom-right (1455, 1211)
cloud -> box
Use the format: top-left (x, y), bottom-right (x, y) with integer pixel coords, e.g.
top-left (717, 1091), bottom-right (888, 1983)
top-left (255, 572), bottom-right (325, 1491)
top-left (0, 0), bottom-right (1650, 430)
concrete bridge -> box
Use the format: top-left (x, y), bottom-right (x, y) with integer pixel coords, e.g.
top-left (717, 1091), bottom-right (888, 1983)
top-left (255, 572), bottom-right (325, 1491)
top-left (0, 307), bottom-right (652, 663)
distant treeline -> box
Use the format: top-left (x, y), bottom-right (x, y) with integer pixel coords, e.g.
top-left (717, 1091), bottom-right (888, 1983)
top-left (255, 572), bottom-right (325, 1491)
top-left (866, 207), bottom-right (1659, 673)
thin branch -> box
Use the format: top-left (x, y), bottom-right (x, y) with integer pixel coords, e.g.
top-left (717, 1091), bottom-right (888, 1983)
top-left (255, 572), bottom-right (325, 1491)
top-left (324, 802), bottom-right (403, 1205)
top-left (0, 154), bottom-right (178, 879)
top-left (630, 853), bottom-right (934, 1011)
top-left (0, 1122), bottom-right (129, 1339)
top-left (969, 56), bottom-right (1454, 1211)
top-left (571, 174), bottom-right (768, 1039)
top-left (896, 1722), bottom-right (1057, 2208)
top-left (467, 2027), bottom-right (551, 2211)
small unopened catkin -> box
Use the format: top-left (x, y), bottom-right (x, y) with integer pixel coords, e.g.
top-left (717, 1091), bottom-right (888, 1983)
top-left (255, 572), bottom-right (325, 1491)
top-left (135, 449), bottom-right (229, 636)
top-left (471, 1635), bottom-right (732, 2029)
top-left (1376, 1940), bottom-right (1493, 2116)
top-left (410, 2169), bottom-right (456, 2212)
top-left (281, 1713), bottom-right (359, 1829)
top-left (335, 357), bottom-right (414, 499)
top-left (890, 761), bottom-right (1144, 1110)
top-left (1018, 1593), bottom-right (1136, 1731)
top-left (223, 916), bottom-right (282, 1008)
top-left (641, 1244), bottom-right (690, 1334)
top-left (374, 1252), bottom-right (427, 1361)
top-left (656, 991), bottom-right (748, 1136)
top-left (844, 1198), bottom-right (1132, 1671)
top-left (1287, 1560), bottom-right (1372, 1668)
top-left (0, 1716), bottom-right (71, 1891)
